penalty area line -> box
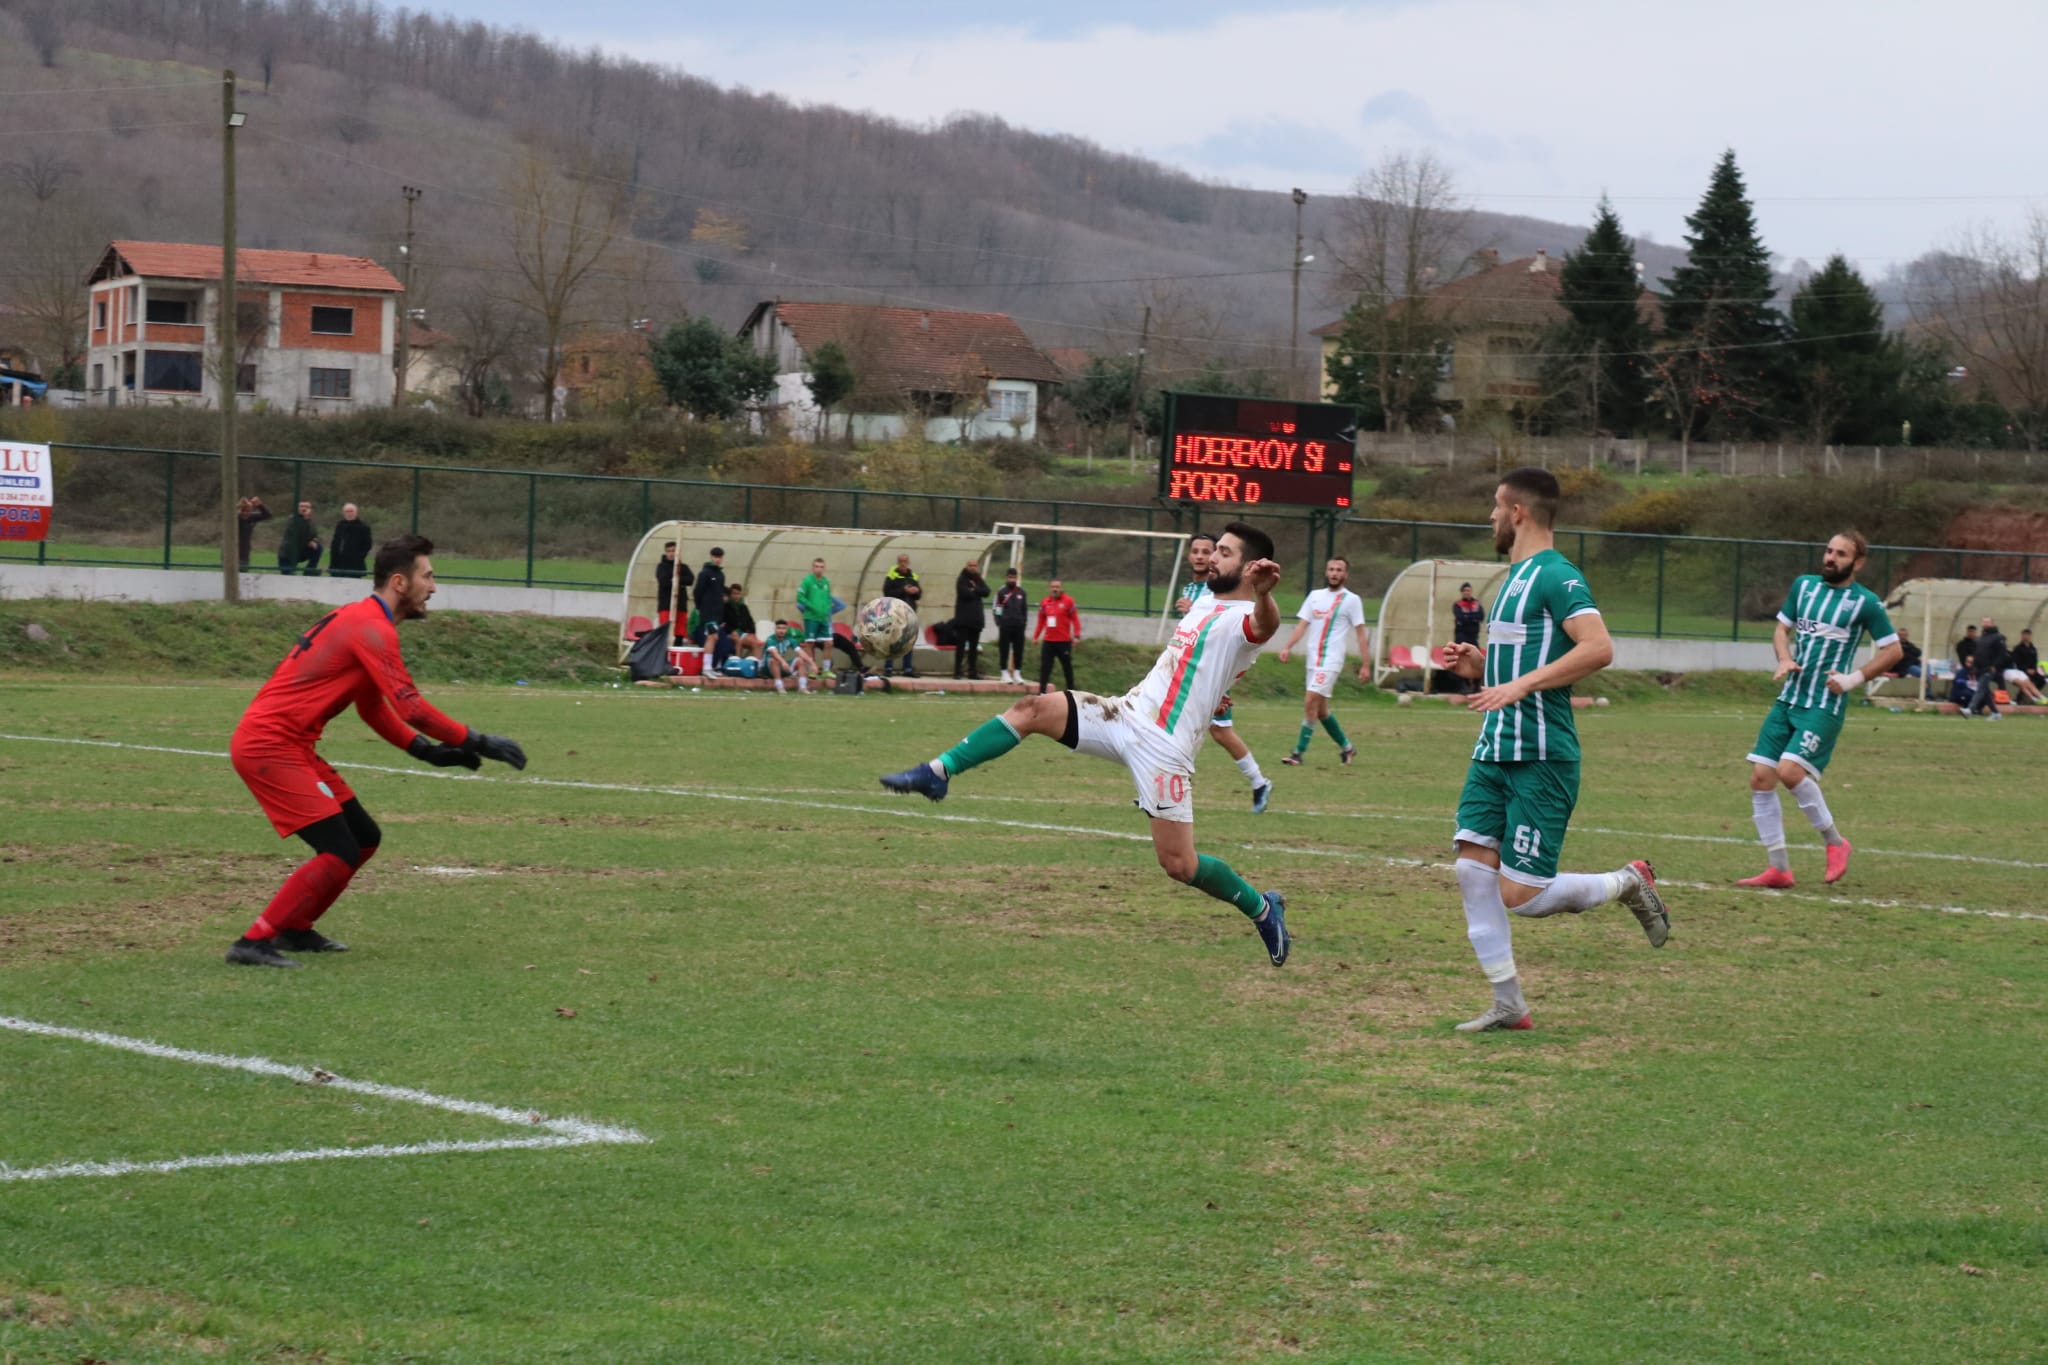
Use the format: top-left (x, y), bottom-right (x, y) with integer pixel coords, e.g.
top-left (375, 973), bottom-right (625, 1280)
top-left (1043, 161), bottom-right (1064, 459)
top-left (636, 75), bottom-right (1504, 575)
top-left (0, 1015), bottom-right (648, 1184)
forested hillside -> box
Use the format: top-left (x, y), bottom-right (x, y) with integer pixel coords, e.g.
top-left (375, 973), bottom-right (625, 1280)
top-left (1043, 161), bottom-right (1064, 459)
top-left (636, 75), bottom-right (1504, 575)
top-left (0, 0), bottom-right (1676, 390)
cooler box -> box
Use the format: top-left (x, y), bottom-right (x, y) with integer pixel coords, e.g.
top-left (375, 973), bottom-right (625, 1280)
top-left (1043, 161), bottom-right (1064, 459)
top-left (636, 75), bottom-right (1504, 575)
top-left (668, 646), bottom-right (705, 677)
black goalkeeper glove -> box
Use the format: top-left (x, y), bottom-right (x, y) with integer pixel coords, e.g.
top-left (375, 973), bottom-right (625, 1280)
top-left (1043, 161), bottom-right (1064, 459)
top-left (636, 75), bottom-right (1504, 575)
top-left (463, 729), bottom-right (528, 771)
top-left (409, 734), bottom-right (481, 769)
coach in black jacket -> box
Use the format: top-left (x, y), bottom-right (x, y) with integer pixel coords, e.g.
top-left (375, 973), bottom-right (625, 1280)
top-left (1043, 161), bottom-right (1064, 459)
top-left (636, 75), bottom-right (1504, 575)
top-left (329, 504), bottom-right (374, 579)
top-left (692, 547), bottom-right (728, 644)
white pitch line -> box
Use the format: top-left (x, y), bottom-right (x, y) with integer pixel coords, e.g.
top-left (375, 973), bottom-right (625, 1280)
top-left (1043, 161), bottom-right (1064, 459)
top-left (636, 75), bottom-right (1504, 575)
top-left (0, 1015), bottom-right (648, 1183)
top-left (0, 1136), bottom-right (599, 1184)
top-left (6, 730), bottom-right (2034, 872)
top-left (0, 734), bottom-right (2035, 924)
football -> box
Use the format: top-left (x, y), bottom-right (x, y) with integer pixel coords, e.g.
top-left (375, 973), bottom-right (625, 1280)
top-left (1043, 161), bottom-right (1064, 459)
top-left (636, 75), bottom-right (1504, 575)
top-left (856, 597), bottom-right (919, 659)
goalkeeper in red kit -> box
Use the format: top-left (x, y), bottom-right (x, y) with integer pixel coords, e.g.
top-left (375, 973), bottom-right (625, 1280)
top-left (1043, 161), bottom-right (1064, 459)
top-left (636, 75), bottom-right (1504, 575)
top-left (225, 533), bottom-right (527, 967)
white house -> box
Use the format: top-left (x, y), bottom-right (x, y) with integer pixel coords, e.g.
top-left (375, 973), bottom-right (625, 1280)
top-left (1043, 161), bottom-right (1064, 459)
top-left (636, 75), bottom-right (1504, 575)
top-left (738, 301), bottom-right (1063, 443)
top-left (85, 241), bottom-right (402, 412)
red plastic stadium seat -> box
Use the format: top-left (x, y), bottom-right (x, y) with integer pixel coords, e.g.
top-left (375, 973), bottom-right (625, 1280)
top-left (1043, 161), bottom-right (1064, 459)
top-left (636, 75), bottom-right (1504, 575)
top-left (923, 625), bottom-right (957, 652)
top-left (1388, 645), bottom-right (1432, 669)
top-left (626, 615), bottom-right (654, 638)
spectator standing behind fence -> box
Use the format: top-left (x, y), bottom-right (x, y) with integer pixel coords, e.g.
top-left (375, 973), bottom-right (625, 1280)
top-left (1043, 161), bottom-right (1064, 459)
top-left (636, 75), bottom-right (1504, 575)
top-left (952, 561), bottom-right (990, 681)
top-left (994, 567), bottom-right (1029, 684)
top-left (328, 504), bottom-right (373, 579)
top-left (236, 497), bottom-right (272, 571)
top-left (1967, 617), bottom-right (2007, 719)
top-left (882, 553), bottom-right (923, 678)
top-left (692, 547), bottom-right (728, 645)
top-left (1034, 577), bottom-right (1081, 694)
top-left (278, 500), bottom-right (322, 576)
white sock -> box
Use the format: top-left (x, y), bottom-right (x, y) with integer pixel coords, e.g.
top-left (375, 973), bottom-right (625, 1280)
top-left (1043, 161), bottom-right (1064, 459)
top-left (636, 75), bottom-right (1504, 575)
top-left (1790, 777), bottom-right (1846, 846)
top-left (774, 679), bottom-right (786, 692)
top-left (1512, 869), bottom-right (1627, 918)
top-left (1751, 789), bottom-right (1791, 871)
top-left (1233, 752), bottom-right (1266, 788)
top-left (798, 678), bottom-right (810, 692)
top-left (1455, 859), bottom-right (1517, 986)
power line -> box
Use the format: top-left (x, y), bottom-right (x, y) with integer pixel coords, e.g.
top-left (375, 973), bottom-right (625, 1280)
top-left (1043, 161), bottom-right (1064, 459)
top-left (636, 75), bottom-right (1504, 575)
top-left (0, 78), bottom-right (218, 98)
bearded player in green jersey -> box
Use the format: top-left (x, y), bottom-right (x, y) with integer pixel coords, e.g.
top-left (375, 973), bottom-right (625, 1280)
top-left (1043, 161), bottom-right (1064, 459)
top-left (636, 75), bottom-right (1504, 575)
top-left (1440, 468), bottom-right (1670, 1033)
top-left (1736, 531), bottom-right (1902, 890)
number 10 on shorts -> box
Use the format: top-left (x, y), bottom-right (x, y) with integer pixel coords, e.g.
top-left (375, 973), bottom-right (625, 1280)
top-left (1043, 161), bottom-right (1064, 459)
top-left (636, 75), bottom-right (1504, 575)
top-left (1153, 772), bottom-right (1188, 805)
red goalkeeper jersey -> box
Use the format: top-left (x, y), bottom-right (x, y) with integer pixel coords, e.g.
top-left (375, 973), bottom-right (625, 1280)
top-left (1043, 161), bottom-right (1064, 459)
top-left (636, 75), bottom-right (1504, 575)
top-left (235, 596), bottom-right (467, 753)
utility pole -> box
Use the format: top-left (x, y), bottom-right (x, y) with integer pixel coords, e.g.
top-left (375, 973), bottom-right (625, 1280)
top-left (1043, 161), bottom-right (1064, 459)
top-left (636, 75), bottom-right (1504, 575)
top-left (394, 185), bottom-right (421, 405)
top-left (219, 71), bottom-right (244, 603)
top-left (1290, 187), bottom-right (1307, 400)
top-left (1126, 303), bottom-right (1151, 474)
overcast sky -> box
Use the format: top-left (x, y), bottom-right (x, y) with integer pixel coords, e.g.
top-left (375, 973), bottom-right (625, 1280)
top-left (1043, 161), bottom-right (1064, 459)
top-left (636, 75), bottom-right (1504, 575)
top-left (437, 0), bottom-right (2042, 274)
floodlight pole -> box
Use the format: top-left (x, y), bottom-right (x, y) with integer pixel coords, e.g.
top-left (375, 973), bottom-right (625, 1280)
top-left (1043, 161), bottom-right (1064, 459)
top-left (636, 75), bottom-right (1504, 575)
top-left (219, 70), bottom-right (241, 603)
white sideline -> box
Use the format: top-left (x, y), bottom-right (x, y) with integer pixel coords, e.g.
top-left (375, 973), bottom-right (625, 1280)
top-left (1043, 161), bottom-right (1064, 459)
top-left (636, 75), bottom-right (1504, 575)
top-left (0, 1015), bottom-right (648, 1184)
top-left (0, 733), bottom-right (2040, 925)
top-left (5, 730), bottom-right (2043, 872)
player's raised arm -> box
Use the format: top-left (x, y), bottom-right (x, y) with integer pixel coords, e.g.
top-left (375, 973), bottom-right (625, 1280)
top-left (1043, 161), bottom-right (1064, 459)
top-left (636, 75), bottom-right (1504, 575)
top-left (1245, 558), bottom-right (1282, 644)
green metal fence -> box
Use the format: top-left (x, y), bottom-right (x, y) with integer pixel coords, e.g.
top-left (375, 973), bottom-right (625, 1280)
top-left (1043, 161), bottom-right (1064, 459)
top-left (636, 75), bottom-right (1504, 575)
top-left (5, 441), bottom-right (2039, 641)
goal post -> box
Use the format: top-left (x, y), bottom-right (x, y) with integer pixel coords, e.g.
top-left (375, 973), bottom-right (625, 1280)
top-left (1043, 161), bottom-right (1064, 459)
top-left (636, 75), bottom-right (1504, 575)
top-left (991, 522), bottom-right (1194, 642)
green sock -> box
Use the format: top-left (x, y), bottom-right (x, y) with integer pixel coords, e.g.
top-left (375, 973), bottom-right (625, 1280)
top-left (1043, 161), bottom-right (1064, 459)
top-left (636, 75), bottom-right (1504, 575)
top-left (938, 716), bottom-right (1021, 776)
top-left (1192, 853), bottom-right (1265, 917)
top-left (1321, 715), bottom-right (1350, 749)
top-left (1294, 723), bottom-right (1315, 755)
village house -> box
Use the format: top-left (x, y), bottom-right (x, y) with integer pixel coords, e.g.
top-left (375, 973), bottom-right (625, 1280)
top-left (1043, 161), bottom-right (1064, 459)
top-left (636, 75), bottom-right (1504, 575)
top-left (738, 301), bottom-right (1063, 443)
top-left (85, 241), bottom-right (401, 412)
top-left (1313, 248), bottom-right (1661, 424)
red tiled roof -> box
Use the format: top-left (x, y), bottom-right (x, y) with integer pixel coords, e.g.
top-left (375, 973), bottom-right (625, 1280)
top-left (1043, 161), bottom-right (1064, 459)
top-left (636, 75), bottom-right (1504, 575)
top-left (94, 241), bottom-right (403, 292)
top-left (751, 302), bottom-right (1063, 390)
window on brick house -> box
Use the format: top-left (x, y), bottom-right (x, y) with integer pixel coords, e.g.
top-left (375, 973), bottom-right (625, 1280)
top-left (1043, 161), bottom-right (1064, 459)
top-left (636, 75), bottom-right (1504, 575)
top-left (237, 363), bottom-right (258, 395)
top-left (309, 367), bottom-right (352, 399)
top-left (145, 297), bottom-right (195, 324)
top-left (142, 350), bottom-right (203, 392)
top-left (310, 306), bottom-right (355, 336)
top-left (95, 300), bottom-right (108, 330)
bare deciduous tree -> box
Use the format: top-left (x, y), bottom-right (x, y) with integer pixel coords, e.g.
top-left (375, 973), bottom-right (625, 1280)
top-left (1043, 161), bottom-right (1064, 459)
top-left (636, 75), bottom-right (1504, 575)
top-left (505, 153), bottom-right (629, 421)
top-left (5, 150), bottom-right (80, 203)
top-left (1321, 151), bottom-right (1475, 432)
top-left (0, 193), bottom-right (104, 385)
top-left (444, 284), bottom-right (538, 417)
top-left (1908, 212), bottom-right (2048, 449)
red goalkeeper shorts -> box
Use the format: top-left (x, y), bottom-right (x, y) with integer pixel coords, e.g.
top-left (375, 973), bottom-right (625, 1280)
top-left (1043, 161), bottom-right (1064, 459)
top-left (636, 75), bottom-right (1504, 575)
top-left (231, 738), bottom-right (356, 838)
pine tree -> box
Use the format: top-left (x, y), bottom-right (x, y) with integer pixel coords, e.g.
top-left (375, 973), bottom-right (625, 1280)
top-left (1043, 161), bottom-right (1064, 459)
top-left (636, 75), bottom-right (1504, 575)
top-left (1655, 151), bottom-right (1789, 442)
top-left (1543, 197), bottom-right (1653, 434)
top-left (1787, 254), bottom-right (1904, 445)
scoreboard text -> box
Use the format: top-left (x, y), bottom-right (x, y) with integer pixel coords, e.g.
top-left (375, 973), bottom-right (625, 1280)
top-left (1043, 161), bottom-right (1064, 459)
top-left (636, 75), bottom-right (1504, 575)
top-left (1157, 394), bottom-right (1357, 510)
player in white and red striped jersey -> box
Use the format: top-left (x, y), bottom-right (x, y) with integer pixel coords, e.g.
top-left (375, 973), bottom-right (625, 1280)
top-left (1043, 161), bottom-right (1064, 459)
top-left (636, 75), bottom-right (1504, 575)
top-left (880, 522), bottom-right (1293, 967)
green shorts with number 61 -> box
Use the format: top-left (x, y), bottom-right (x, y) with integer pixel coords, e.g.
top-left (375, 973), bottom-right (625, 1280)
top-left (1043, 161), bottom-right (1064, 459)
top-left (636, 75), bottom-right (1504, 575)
top-left (1455, 759), bottom-right (1580, 887)
top-left (1746, 699), bottom-right (1842, 777)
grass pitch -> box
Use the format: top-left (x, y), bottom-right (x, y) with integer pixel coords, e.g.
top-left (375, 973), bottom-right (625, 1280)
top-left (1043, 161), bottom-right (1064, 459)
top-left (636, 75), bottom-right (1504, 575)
top-left (1, 676), bottom-right (2043, 1362)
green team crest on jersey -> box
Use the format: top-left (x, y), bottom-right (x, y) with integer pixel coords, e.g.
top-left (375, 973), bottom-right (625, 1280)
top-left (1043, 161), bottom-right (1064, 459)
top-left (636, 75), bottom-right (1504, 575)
top-left (1472, 548), bottom-right (1598, 765)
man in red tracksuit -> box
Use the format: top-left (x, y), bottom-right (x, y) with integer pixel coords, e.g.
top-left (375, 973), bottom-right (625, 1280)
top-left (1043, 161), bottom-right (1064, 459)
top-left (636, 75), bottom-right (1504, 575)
top-left (225, 533), bottom-right (528, 967)
top-left (1033, 577), bottom-right (1081, 694)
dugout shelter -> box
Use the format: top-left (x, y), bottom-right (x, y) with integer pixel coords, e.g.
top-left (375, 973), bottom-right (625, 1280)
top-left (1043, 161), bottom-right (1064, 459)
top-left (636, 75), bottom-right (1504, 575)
top-left (1371, 558), bottom-right (1511, 690)
top-left (619, 521), bottom-right (1022, 660)
top-left (1874, 577), bottom-right (2048, 702)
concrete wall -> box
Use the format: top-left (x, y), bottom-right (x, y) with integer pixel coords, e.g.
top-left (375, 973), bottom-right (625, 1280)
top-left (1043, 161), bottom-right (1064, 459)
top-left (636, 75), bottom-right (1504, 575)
top-left (0, 564), bottom-right (617, 621)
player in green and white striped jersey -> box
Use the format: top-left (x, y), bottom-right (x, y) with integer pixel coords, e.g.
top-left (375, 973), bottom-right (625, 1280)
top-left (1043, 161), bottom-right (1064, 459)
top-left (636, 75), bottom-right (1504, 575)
top-left (1439, 468), bottom-right (1670, 1033)
top-left (1177, 533), bottom-right (1273, 813)
top-left (1736, 531), bottom-right (1902, 890)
